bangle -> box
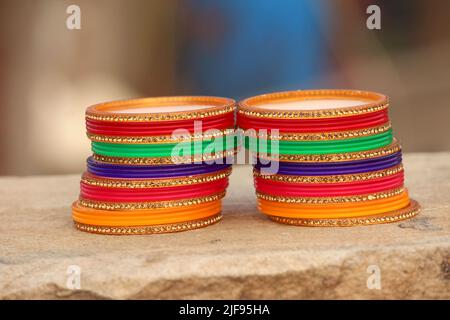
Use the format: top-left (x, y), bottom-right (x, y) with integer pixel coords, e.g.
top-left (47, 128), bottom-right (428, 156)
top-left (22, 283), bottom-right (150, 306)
top-left (92, 134), bottom-right (239, 158)
top-left (237, 110), bottom-right (389, 133)
top-left (86, 156), bottom-right (232, 178)
top-left (258, 190), bottom-right (410, 219)
top-left (74, 213), bottom-right (222, 235)
top-left (239, 89), bottom-right (419, 227)
top-left (266, 200), bottom-right (420, 227)
top-left (256, 139), bottom-right (400, 163)
top-left (245, 123), bottom-right (391, 141)
top-left (87, 128), bottom-right (235, 144)
top-left (72, 200), bottom-right (222, 234)
top-left (86, 113), bottom-right (235, 137)
top-left (256, 187), bottom-right (405, 204)
top-left (78, 190), bottom-right (226, 210)
top-left (238, 89), bottom-right (388, 119)
top-left (254, 171), bottom-right (404, 197)
top-left (254, 164), bottom-right (403, 183)
top-left (86, 96), bottom-right (236, 122)
top-left (80, 178), bottom-right (229, 202)
top-left (74, 210), bottom-right (221, 227)
top-left (245, 130), bottom-right (393, 155)
top-left (92, 148), bottom-right (238, 165)
top-left (255, 151), bottom-right (402, 175)
top-left (82, 168), bottom-right (231, 188)
top-left (73, 201), bottom-right (221, 225)
top-left (75, 96), bottom-right (237, 235)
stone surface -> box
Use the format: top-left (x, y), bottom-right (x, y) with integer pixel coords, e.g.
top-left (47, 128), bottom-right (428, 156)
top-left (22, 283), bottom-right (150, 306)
top-left (0, 153), bottom-right (449, 299)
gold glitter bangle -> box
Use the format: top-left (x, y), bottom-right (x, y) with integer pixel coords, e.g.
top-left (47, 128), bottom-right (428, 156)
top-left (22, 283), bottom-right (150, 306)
top-left (256, 187), bottom-right (405, 204)
top-left (247, 123), bottom-right (391, 141)
top-left (255, 139), bottom-right (401, 163)
top-left (86, 96), bottom-right (236, 122)
top-left (87, 128), bottom-right (236, 144)
top-left (92, 148), bottom-right (239, 165)
top-left (238, 89), bottom-right (388, 119)
top-left (253, 164), bottom-right (403, 184)
top-left (78, 191), bottom-right (226, 210)
top-left (266, 200), bottom-right (420, 227)
top-left (74, 213), bottom-right (222, 235)
top-left (82, 168), bottom-right (232, 188)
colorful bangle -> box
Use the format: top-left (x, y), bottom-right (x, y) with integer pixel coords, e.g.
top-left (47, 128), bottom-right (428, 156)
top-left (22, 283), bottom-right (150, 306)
top-left (267, 200), bottom-right (420, 227)
top-left (72, 200), bottom-right (222, 234)
top-left (86, 112), bottom-right (235, 136)
top-left (238, 89), bottom-right (388, 119)
top-left (86, 156), bottom-right (232, 178)
top-left (254, 151), bottom-right (402, 175)
top-left (75, 96), bottom-right (238, 235)
top-left (82, 168), bottom-right (231, 188)
top-left (92, 148), bottom-right (238, 165)
top-left (86, 96), bottom-right (236, 122)
top-left (74, 214), bottom-right (222, 235)
top-left (245, 123), bottom-right (391, 141)
top-left (254, 164), bottom-right (403, 183)
top-left (245, 129), bottom-right (393, 155)
top-left (92, 134), bottom-right (239, 158)
top-left (256, 139), bottom-right (400, 163)
top-left (256, 187), bottom-right (405, 204)
top-left (78, 190), bottom-right (226, 210)
top-left (238, 89), bottom-right (419, 227)
top-left (74, 209), bottom-right (221, 227)
top-left (80, 178), bottom-right (229, 202)
top-left (87, 128), bottom-right (236, 145)
top-left (258, 190), bottom-right (410, 219)
top-left (254, 171), bottom-right (404, 197)
top-left (238, 110), bottom-right (389, 133)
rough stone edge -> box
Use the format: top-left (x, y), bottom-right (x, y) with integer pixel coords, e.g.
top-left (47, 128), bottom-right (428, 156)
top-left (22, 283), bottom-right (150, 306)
top-left (2, 245), bottom-right (449, 300)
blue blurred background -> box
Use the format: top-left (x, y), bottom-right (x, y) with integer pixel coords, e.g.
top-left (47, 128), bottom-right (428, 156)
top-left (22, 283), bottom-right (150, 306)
top-left (178, 0), bottom-right (330, 99)
top-left (0, 0), bottom-right (449, 174)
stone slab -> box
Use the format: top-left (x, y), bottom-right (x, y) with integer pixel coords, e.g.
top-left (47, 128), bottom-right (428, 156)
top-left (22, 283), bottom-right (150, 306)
top-left (0, 153), bottom-right (449, 299)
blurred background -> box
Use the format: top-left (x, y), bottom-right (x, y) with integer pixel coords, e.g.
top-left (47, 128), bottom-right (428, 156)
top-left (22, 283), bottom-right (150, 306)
top-left (0, 0), bottom-right (449, 175)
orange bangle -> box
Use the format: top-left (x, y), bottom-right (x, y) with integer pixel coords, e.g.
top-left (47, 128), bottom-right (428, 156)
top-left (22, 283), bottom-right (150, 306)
top-left (72, 200), bottom-right (221, 227)
top-left (86, 96), bottom-right (236, 122)
top-left (267, 200), bottom-right (420, 227)
top-left (238, 89), bottom-right (388, 120)
top-left (258, 190), bottom-right (411, 219)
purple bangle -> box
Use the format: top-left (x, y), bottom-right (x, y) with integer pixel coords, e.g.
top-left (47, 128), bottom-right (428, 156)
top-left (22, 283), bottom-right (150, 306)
top-left (255, 151), bottom-right (402, 175)
top-left (87, 157), bottom-right (232, 178)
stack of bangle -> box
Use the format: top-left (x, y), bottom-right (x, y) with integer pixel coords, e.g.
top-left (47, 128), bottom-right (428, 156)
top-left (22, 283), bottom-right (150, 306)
top-left (238, 89), bottom-right (420, 227)
top-left (73, 96), bottom-right (238, 235)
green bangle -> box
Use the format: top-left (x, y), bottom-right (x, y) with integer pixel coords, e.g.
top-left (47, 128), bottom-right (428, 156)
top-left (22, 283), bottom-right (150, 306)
top-left (92, 136), bottom-right (239, 158)
top-left (245, 129), bottom-right (393, 155)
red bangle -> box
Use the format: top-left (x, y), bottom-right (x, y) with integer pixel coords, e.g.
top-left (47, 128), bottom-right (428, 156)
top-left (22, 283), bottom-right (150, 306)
top-left (86, 112), bottom-right (235, 136)
top-left (80, 178), bottom-right (229, 202)
top-left (254, 171), bottom-right (404, 197)
top-left (237, 109), bottom-right (388, 133)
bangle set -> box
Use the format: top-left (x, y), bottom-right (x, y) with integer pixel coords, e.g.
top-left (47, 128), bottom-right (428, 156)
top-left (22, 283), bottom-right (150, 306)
top-left (238, 89), bottom-right (420, 226)
top-left (245, 129), bottom-right (393, 155)
top-left (254, 151), bottom-right (402, 175)
top-left (237, 109), bottom-right (389, 133)
top-left (91, 134), bottom-right (238, 157)
top-left (86, 156), bottom-right (232, 178)
top-left (72, 90), bottom-right (419, 234)
top-left (73, 96), bottom-right (237, 234)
